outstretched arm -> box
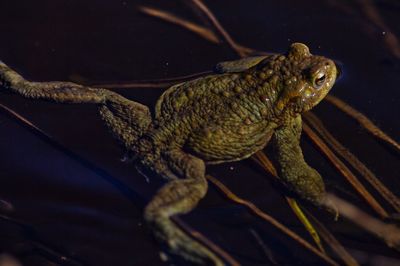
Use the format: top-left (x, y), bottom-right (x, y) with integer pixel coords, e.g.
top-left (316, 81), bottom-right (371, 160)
top-left (272, 115), bottom-right (326, 205)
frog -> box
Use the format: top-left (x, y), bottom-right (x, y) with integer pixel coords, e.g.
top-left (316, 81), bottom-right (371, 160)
top-left (0, 43), bottom-right (338, 265)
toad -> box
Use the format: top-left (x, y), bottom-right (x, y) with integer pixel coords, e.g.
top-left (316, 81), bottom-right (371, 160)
top-left (0, 43), bottom-right (337, 265)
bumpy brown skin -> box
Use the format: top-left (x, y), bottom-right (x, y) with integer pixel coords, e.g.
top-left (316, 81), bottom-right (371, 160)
top-left (0, 43), bottom-right (337, 265)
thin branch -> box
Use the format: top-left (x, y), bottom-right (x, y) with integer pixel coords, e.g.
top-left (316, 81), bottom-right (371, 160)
top-left (136, 2), bottom-right (399, 262)
top-left (304, 112), bottom-right (400, 213)
top-left (189, 0), bottom-right (253, 57)
top-left (286, 197), bottom-right (326, 254)
top-left (139, 6), bottom-right (219, 44)
top-left (305, 210), bottom-right (359, 266)
top-left (89, 70), bottom-right (212, 89)
top-left (326, 0), bottom-right (400, 59)
top-left (172, 217), bottom-right (241, 266)
top-left (0, 103), bottom-right (49, 137)
top-left (0, 103), bottom-right (237, 265)
top-left (0, 214), bottom-right (84, 265)
top-left (248, 228), bottom-right (278, 265)
top-left (95, 82), bottom-right (169, 89)
top-left (356, 0), bottom-right (400, 58)
top-left (135, 2), bottom-right (398, 261)
top-left (141, 1), bottom-right (399, 157)
top-left (325, 193), bottom-right (400, 251)
top-left (252, 151), bottom-right (278, 177)
top-left (302, 122), bottom-right (389, 219)
top-left (252, 151), bottom-right (330, 251)
top-left (138, 4), bottom-right (258, 57)
top-left (143, 2), bottom-right (399, 155)
top-left (325, 95), bottom-right (400, 152)
top-left (206, 175), bottom-right (339, 266)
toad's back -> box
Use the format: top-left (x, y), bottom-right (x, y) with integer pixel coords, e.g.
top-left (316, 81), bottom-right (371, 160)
top-left (153, 69), bottom-right (279, 164)
top-left (150, 43), bottom-right (338, 164)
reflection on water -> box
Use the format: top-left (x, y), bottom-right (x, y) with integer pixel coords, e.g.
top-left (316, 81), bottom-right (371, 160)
top-left (0, 0), bottom-right (399, 265)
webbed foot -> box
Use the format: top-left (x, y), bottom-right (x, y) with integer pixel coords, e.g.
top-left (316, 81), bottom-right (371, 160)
top-left (283, 166), bottom-right (326, 205)
top-left (142, 149), bottom-right (226, 265)
top-left (147, 215), bottom-right (224, 265)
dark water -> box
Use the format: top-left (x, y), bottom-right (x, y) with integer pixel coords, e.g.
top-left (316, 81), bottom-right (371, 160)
top-left (0, 0), bottom-right (399, 265)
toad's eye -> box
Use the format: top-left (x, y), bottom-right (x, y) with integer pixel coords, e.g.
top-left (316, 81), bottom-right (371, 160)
top-left (313, 72), bottom-right (326, 89)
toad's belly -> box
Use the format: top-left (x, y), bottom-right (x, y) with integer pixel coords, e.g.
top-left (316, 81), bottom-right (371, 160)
top-left (185, 125), bottom-right (273, 164)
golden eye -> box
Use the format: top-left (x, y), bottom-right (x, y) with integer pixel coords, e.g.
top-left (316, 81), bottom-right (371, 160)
top-left (313, 72), bottom-right (326, 89)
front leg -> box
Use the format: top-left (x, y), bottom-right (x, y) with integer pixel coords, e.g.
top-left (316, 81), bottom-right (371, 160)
top-left (215, 56), bottom-right (268, 73)
top-left (143, 149), bottom-right (223, 265)
top-left (272, 115), bottom-right (326, 205)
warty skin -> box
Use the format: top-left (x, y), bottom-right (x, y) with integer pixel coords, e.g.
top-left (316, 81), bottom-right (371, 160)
top-left (0, 43), bottom-right (337, 265)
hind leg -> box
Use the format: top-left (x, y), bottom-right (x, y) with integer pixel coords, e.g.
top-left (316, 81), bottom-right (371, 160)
top-left (99, 93), bottom-right (152, 152)
top-left (0, 61), bottom-right (112, 103)
top-left (143, 149), bottom-right (223, 265)
top-left (0, 61), bottom-right (153, 151)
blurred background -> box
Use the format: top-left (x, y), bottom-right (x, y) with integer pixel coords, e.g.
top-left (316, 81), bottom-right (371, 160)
top-left (0, 0), bottom-right (399, 265)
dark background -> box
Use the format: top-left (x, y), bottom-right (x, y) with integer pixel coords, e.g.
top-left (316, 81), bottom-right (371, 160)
top-left (0, 0), bottom-right (399, 265)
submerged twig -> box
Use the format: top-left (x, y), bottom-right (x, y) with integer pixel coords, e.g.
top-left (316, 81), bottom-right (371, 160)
top-left (248, 228), bottom-right (278, 265)
top-left (0, 103), bottom-right (238, 265)
top-left (328, 0), bottom-right (400, 59)
top-left (362, 0), bottom-right (400, 58)
top-left (304, 211), bottom-right (359, 266)
top-left (325, 95), bottom-right (400, 152)
top-left (140, 0), bottom-right (399, 155)
top-left (189, 0), bottom-right (253, 57)
top-left (302, 122), bottom-right (389, 219)
top-left (286, 197), bottom-right (326, 254)
top-left (0, 214), bottom-right (84, 265)
top-left (138, 3), bottom-right (260, 57)
top-left (172, 217), bottom-right (241, 266)
top-left (304, 112), bottom-right (400, 213)
top-left (252, 151), bottom-right (278, 177)
top-left (0, 103), bottom-right (48, 137)
top-left (131, 2), bottom-right (400, 264)
top-left (89, 70), bottom-right (212, 89)
top-left (3, 2), bottom-right (397, 265)
top-left (206, 175), bottom-right (340, 266)
top-left (141, 1), bottom-right (399, 155)
top-left (139, 6), bottom-right (219, 44)
top-left (325, 193), bottom-right (400, 251)
top-left (252, 151), bottom-right (328, 251)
